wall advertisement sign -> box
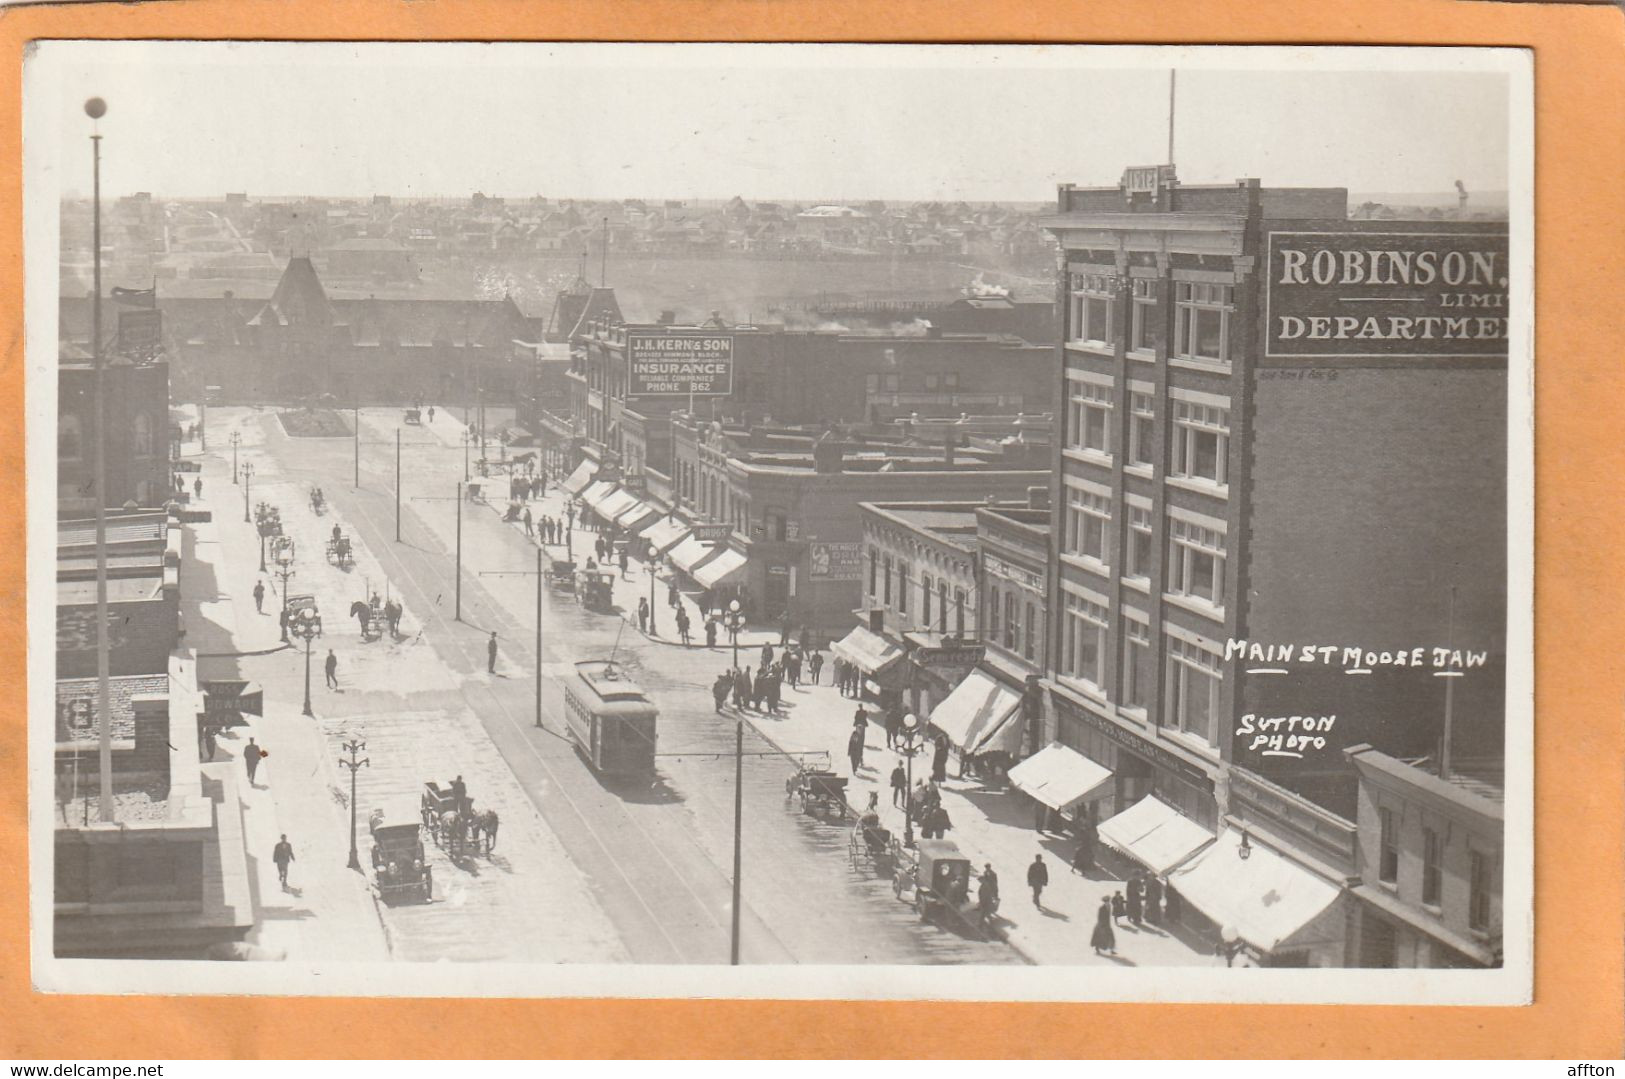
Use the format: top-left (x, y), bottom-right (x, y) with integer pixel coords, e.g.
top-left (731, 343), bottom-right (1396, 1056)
top-left (627, 332), bottom-right (734, 396)
top-left (1264, 230), bottom-right (1510, 360)
top-left (808, 541), bottom-right (862, 581)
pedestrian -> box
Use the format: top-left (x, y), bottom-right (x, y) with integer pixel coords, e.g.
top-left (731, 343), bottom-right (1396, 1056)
top-left (712, 673), bottom-right (731, 712)
top-left (428, 406), bottom-right (435, 424)
top-left (808, 650), bottom-right (824, 685)
top-left (450, 774), bottom-right (468, 816)
top-left (667, 580), bottom-right (680, 609)
top-left (890, 762), bottom-right (907, 808)
top-left (978, 863), bottom-right (1000, 924)
top-left (324, 649), bottom-right (339, 690)
top-left (676, 607), bottom-right (692, 646)
top-left (200, 724), bottom-right (218, 762)
top-left (1027, 853), bottom-right (1049, 908)
top-left (853, 703), bottom-right (868, 737)
top-left (637, 596), bottom-right (650, 634)
top-left (779, 611), bottom-right (791, 646)
top-left (244, 737), bottom-right (263, 785)
top-left (487, 631), bottom-right (499, 674)
top-left (766, 672), bottom-right (782, 714)
top-left (1144, 874), bottom-right (1164, 926)
top-left (1092, 896), bottom-right (1117, 955)
top-left (1073, 817), bottom-right (1097, 874)
top-left (735, 667), bottom-right (752, 711)
top-left (705, 618), bottom-right (718, 648)
top-left (787, 650), bottom-right (801, 687)
top-left (760, 643), bottom-right (773, 671)
top-left (193, 477), bottom-right (203, 499)
top-left (847, 726), bottom-right (865, 774)
top-left (1127, 876), bottom-right (1144, 926)
top-left (752, 668), bottom-right (768, 711)
top-left (272, 833), bottom-right (295, 888)
top-left (279, 605), bottom-right (290, 643)
top-left (253, 579), bottom-right (265, 613)
top-left (1111, 891), bottom-right (1127, 926)
top-left (931, 733), bottom-right (949, 783)
top-left (523, 505), bottom-right (534, 537)
top-left (618, 547), bottom-right (629, 579)
top-left (925, 802), bottom-right (952, 839)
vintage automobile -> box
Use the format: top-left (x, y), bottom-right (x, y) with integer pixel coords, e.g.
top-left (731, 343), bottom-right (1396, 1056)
top-left (892, 838), bottom-right (990, 937)
top-left (368, 803), bottom-right (432, 904)
top-left (548, 559), bottom-right (578, 592)
top-left (575, 569), bottom-right (617, 612)
top-left (404, 408), bottom-right (423, 425)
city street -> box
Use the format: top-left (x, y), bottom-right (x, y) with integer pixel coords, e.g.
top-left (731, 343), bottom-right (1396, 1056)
top-left (206, 404), bottom-right (1021, 965)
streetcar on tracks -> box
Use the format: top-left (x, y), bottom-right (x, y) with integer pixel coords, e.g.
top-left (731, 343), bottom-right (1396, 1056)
top-left (562, 659), bottom-right (658, 777)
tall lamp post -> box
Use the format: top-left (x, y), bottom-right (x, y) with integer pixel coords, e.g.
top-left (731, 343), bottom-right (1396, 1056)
top-left (274, 544), bottom-right (296, 640)
top-left (229, 430), bottom-right (242, 484)
top-left (86, 96), bottom-right (114, 823)
top-left (288, 604), bottom-right (322, 717)
top-left (646, 541), bottom-right (659, 637)
top-left (339, 738), bottom-right (369, 872)
top-left (241, 460), bottom-right (254, 523)
top-left (899, 712), bottom-right (923, 849)
top-left (461, 429), bottom-right (474, 482)
top-left (725, 598), bottom-right (746, 670)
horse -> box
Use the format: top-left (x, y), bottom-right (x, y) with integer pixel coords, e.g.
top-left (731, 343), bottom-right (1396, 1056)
top-left (383, 600), bottom-right (402, 639)
top-left (349, 600), bottom-right (375, 639)
top-left (469, 809), bottom-right (500, 853)
top-left (439, 808), bottom-right (468, 856)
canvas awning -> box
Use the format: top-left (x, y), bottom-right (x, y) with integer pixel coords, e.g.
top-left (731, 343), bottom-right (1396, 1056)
top-left (830, 626), bottom-right (904, 676)
top-left (692, 547), bottom-right (748, 590)
top-left (641, 515), bottom-right (691, 555)
top-left (1167, 828), bottom-right (1343, 954)
top-left (580, 480), bottom-right (617, 510)
top-left (928, 669), bottom-right (1023, 754)
top-left (614, 500), bottom-right (662, 533)
top-left (1097, 795), bottom-right (1216, 876)
top-left (1008, 742), bottom-right (1113, 814)
top-left (561, 460), bottom-right (596, 496)
top-left (668, 535), bottom-right (720, 574)
top-left (596, 487), bottom-right (641, 522)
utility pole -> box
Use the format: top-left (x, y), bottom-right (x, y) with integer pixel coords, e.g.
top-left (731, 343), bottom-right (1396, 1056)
top-left (731, 716), bottom-right (743, 965)
top-left (1440, 585), bottom-right (1459, 781)
top-left (1168, 69), bottom-right (1177, 166)
top-left (480, 544), bottom-right (548, 729)
top-left (395, 428), bottom-right (401, 542)
top-left (87, 97), bottom-right (113, 823)
top-left (339, 738), bottom-right (369, 872)
top-left (410, 483), bottom-right (466, 621)
top-left (353, 404), bottom-right (360, 489)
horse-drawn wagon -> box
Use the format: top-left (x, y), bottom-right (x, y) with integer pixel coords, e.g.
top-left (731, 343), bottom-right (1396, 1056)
top-left (420, 780), bottom-right (498, 858)
top-left (785, 764), bottom-right (849, 821)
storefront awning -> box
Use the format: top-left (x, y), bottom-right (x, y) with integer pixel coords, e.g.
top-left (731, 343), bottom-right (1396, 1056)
top-left (642, 515), bottom-right (691, 555)
top-left (580, 481), bottom-right (617, 510)
top-left (1167, 828), bottom-right (1343, 954)
top-left (693, 547), bottom-right (748, 590)
top-left (614, 500), bottom-right (662, 533)
top-left (1097, 795), bottom-right (1216, 876)
top-left (929, 669), bottom-right (1023, 754)
top-left (596, 488), bottom-right (641, 522)
top-left (668, 534), bottom-right (721, 574)
top-left (1008, 742), bottom-right (1113, 814)
top-left (830, 626), bottom-right (904, 676)
top-left (561, 460), bottom-right (596, 496)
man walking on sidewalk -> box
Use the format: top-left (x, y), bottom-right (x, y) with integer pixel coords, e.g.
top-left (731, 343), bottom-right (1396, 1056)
top-left (325, 649), bottom-right (339, 690)
top-left (253, 579), bottom-right (265, 613)
top-left (272, 834), bottom-right (295, 889)
top-left (890, 762), bottom-right (907, 808)
top-left (523, 505), bottom-right (534, 538)
top-left (1027, 853), bottom-right (1049, 909)
top-left (487, 631), bottom-right (499, 674)
top-left (193, 477), bottom-right (203, 500)
top-left (808, 649), bottom-right (824, 686)
top-left (244, 737), bottom-right (263, 786)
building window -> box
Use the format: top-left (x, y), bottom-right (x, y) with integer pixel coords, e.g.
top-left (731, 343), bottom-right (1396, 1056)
top-left (1023, 602), bottom-right (1037, 663)
top-left (1129, 392), bottom-right (1156, 468)
top-left (1128, 506), bottom-right (1154, 581)
top-left (1068, 381), bottom-right (1113, 455)
top-left (921, 573), bottom-right (932, 626)
top-left (1167, 518), bottom-right (1226, 609)
top-left (1166, 633), bottom-right (1222, 745)
top-left (868, 547), bottom-right (878, 598)
top-left (883, 555), bottom-right (892, 605)
top-left (1003, 592), bottom-right (1017, 651)
top-left (924, 374), bottom-right (939, 392)
top-left (1062, 594), bottom-right (1109, 689)
top-left (1378, 807), bottom-right (1399, 884)
top-left (866, 374), bottom-right (879, 393)
top-left (954, 587), bottom-right (966, 637)
top-left (1131, 278), bottom-right (1161, 353)
top-left (884, 373), bottom-right (900, 392)
top-left (1122, 618), bottom-right (1152, 709)
top-left (58, 413), bottom-right (83, 461)
top-left (1069, 273), bottom-right (1116, 346)
top-left (1170, 400), bottom-right (1229, 486)
top-left (1422, 827), bottom-right (1442, 907)
top-left (987, 583), bottom-right (1001, 641)
top-left (898, 562), bottom-right (910, 615)
top-left (944, 373), bottom-right (959, 390)
top-left (1174, 282), bottom-right (1232, 364)
top-left (938, 581), bottom-right (949, 634)
top-left (1469, 850), bottom-right (1493, 931)
top-left (1065, 488), bottom-right (1111, 565)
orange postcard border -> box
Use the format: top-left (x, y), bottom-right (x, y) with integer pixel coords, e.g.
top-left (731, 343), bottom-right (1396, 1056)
top-left (1, 0), bottom-right (1621, 1060)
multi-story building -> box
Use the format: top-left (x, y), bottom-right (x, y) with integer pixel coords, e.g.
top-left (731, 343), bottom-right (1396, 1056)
top-left (1034, 166), bottom-right (1508, 965)
top-left (57, 356), bottom-right (171, 517)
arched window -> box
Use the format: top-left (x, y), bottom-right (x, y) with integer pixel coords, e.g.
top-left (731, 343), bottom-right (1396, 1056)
top-left (58, 413), bottom-right (83, 461)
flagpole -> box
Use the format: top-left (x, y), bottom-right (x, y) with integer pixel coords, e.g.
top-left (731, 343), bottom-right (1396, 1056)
top-left (87, 97), bottom-right (114, 823)
top-left (1167, 70), bottom-right (1177, 167)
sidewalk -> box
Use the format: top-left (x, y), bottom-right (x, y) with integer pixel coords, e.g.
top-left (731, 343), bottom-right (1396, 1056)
top-left (747, 677), bottom-right (1222, 968)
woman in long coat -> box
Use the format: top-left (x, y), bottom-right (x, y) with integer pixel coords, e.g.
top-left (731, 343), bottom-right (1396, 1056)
top-left (1091, 896), bottom-right (1117, 955)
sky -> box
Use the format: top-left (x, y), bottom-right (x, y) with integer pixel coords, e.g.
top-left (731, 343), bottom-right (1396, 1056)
top-left (32, 43), bottom-right (1516, 202)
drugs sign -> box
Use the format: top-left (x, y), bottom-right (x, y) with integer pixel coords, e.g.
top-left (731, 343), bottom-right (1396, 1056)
top-left (1265, 230), bottom-right (1509, 360)
top-left (627, 333), bottom-right (734, 396)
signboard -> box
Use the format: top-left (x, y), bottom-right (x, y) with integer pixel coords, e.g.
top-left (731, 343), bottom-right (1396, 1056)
top-left (117, 308), bottom-right (162, 358)
top-left (808, 541), bottom-right (862, 581)
top-left (627, 333), bottom-right (735, 396)
top-left (691, 523), bottom-right (732, 543)
top-left (1265, 230), bottom-right (1510, 359)
top-left (202, 680), bottom-right (264, 718)
top-left (984, 553), bottom-right (1043, 593)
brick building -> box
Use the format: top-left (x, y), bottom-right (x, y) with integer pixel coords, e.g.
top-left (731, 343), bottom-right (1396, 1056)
top-left (57, 358), bottom-right (171, 517)
top-left (1031, 166), bottom-right (1508, 965)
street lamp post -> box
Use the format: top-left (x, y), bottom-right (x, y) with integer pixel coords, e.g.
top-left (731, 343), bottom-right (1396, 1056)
top-left (900, 712), bottom-right (922, 849)
top-left (461, 429), bottom-right (473, 482)
top-left (85, 96), bottom-right (113, 823)
top-left (726, 598), bottom-right (746, 670)
top-left (274, 547), bottom-right (296, 641)
top-left (288, 604), bottom-right (322, 717)
top-left (230, 430), bottom-right (241, 484)
top-left (339, 738), bottom-right (370, 872)
top-left (647, 542), bottom-right (659, 637)
top-left (242, 460), bottom-right (254, 523)
top-left (565, 503), bottom-right (575, 561)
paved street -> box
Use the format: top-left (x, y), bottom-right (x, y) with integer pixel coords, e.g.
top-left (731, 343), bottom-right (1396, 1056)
top-left (205, 405), bottom-right (1021, 965)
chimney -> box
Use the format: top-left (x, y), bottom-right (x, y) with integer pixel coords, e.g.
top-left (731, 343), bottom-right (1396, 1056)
top-left (813, 431), bottom-right (845, 474)
top-left (658, 309), bottom-right (677, 325)
top-left (1027, 485), bottom-right (1050, 510)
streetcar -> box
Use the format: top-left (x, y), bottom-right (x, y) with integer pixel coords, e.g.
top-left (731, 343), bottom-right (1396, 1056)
top-left (562, 659), bottom-right (659, 777)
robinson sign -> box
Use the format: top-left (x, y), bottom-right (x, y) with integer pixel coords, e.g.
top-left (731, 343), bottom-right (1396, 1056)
top-left (1265, 230), bottom-right (1509, 360)
top-left (627, 332), bottom-right (734, 396)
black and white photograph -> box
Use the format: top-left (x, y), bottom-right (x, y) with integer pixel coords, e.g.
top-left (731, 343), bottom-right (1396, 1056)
top-left (24, 42), bottom-right (1532, 1003)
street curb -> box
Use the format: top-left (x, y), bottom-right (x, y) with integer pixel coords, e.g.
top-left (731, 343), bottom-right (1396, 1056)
top-left (199, 644), bottom-right (292, 658)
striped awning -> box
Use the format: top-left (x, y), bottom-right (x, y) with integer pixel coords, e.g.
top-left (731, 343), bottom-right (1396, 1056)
top-left (561, 461), bottom-right (596, 496)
